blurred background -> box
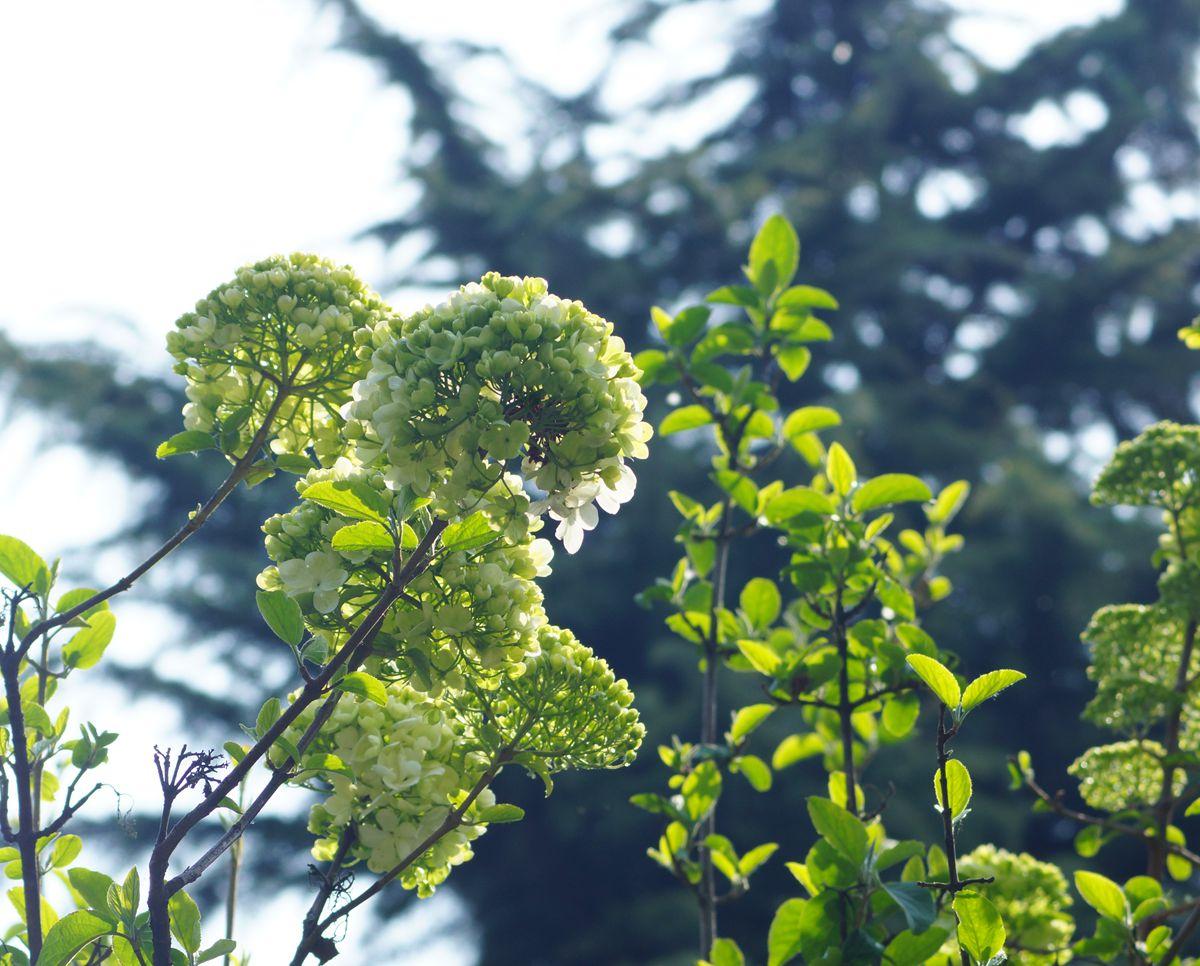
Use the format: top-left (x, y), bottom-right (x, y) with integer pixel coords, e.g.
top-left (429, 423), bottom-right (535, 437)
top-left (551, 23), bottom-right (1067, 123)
top-left (1, 0), bottom-right (1198, 962)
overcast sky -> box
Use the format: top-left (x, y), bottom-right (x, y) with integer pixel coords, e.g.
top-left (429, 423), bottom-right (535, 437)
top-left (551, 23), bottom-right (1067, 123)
top-left (0, 1), bottom-right (1125, 962)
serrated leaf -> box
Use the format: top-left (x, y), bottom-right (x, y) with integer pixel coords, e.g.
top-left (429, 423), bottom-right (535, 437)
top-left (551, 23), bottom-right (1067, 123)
top-left (906, 654), bottom-right (961, 708)
top-left (953, 891), bottom-right (1006, 964)
top-left (441, 511), bottom-right (500, 552)
top-left (806, 797), bottom-right (868, 865)
top-left (38, 910), bottom-right (113, 966)
top-left (300, 480), bottom-right (389, 524)
top-left (330, 521), bottom-right (394, 553)
top-left (255, 590), bottom-right (304, 647)
top-left (1075, 870), bottom-right (1128, 921)
top-left (851, 474), bottom-right (932, 513)
top-left (961, 669), bottom-right (1025, 712)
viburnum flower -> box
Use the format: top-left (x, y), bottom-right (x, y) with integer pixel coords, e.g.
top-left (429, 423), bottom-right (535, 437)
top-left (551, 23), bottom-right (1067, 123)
top-left (276, 551), bottom-right (348, 614)
top-left (345, 272), bottom-right (652, 550)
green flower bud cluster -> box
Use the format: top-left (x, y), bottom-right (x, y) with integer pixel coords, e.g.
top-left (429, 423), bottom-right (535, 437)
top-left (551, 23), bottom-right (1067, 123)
top-left (289, 684), bottom-right (491, 895)
top-left (957, 846), bottom-right (1074, 964)
top-left (166, 253), bottom-right (389, 458)
top-left (1068, 739), bottom-right (1183, 812)
top-left (345, 272), bottom-right (652, 552)
top-left (1082, 604), bottom-right (1200, 739)
top-left (1091, 421), bottom-right (1200, 511)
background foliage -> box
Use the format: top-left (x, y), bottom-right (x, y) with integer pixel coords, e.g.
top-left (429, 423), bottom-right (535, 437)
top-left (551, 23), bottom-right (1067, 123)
top-left (4, 0), bottom-right (1200, 962)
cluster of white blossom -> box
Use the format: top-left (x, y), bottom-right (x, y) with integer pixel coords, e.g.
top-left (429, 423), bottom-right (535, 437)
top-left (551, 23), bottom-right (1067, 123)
top-left (1068, 739), bottom-right (1183, 812)
top-left (345, 272), bottom-right (651, 552)
top-left (166, 253), bottom-right (389, 459)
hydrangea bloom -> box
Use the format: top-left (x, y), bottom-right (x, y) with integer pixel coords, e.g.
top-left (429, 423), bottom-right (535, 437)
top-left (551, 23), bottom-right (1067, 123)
top-left (1092, 421), bottom-right (1200, 510)
top-left (1069, 739), bottom-right (1183, 813)
top-left (345, 272), bottom-right (651, 550)
top-left (166, 253), bottom-right (389, 459)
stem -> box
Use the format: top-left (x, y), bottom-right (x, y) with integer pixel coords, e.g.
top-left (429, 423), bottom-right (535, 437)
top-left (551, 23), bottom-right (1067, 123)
top-left (834, 590), bottom-right (858, 816)
top-left (1, 652), bottom-right (41, 959)
top-left (222, 815), bottom-right (243, 966)
top-left (1149, 617), bottom-right (1197, 880)
top-left (935, 705), bottom-right (970, 966)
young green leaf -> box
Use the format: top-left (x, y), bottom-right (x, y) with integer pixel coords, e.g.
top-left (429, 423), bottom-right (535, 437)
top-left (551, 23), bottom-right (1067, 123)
top-left (953, 891), bottom-right (1006, 964)
top-left (933, 759), bottom-right (972, 819)
top-left (928, 480), bottom-right (971, 525)
top-left (905, 654), bottom-right (961, 708)
top-left (477, 804), bottom-right (525, 824)
top-left (155, 430), bottom-right (216, 459)
top-left (706, 937), bottom-right (745, 966)
top-left (729, 704), bottom-right (775, 742)
top-left (300, 480), bottom-right (390, 524)
top-left (782, 406), bottom-right (841, 439)
top-left (882, 881), bottom-right (936, 934)
top-left (197, 939), bottom-right (237, 963)
top-left (38, 910), bottom-right (114, 966)
top-left (62, 612), bottom-right (117, 670)
top-left (734, 755), bottom-right (772, 792)
top-left (737, 640), bottom-right (781, 676)
top-left (440, 512), bottom-right (500, 552)
top-left (255, 590), bottom-right (304, 648)
top-left (883, 928), bottom-right (950, 966)
top-left (659, 405), bottom-right (713, 436)
top-left (851, 474), bottom-right (932, 513)
top-left (338, 671), bottom-right (388, 707)
top-left (168, 890), bottom-right (202, 954)
top-left (806, 796), bottom-right (869, 865)
top-left (961, 669), bottom-right (1026, 712)
top-left (330, 521), bottom-right (394, 553)
top-left (826, 443), bottom-right (856, 496)
top-left (775, 345), bottom-right (811, 381)
top-left (740, 578), bottom-right (781, 628)
top-left (1074, 870), bottom-right (1128, 921)
top-left (0, 535), bottom-right (50, 594)
top-left (767, 898), bottom-right (806, 966)
top-left (748, 214), bottom-right (800, 293)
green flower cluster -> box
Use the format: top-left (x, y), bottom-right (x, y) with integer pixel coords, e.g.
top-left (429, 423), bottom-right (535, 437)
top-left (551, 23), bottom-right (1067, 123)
top-left (290, 683), bottom-right (490, 895)
top-left (1091, 421), bottom-right (1200, 510)
top-left (1069, 739), bottom-right (1182, 812)
top-left (957, 846), bottom-right (1074, 964)
top-left (345, 272), bottom-right (652, 551)
top-left (166, 253), bottom-right (389, 460)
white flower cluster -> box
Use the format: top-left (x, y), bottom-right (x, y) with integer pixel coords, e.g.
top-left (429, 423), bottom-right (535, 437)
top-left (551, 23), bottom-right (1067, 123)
top-left (345, 272), bottom-right (651, 552)
top-left (292, 684), bottom-right (493, 896)
top-left (1068, 739), bottom-right (1183, 812)
top-left (165, 253), bottom-right (389, 459)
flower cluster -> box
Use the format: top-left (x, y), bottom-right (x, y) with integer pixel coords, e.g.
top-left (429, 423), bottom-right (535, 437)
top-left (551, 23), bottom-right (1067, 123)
top-left (1091, 421), bottom-right (1200, 510)
top-left (345, 272), bottom-right (651, 551)
top-left (1068, 739), bottom-right (1182, 812)
top-left (289, 683), bottom-right (492, 896)
top-left (957, 846), bottom-right (1074, 964)
top-left (166, 253), bottom-right (389, 459)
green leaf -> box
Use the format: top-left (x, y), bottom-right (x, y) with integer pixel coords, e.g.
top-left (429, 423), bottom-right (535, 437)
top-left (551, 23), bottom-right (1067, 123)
top-left (155, 430), bottom-right (215, 459)
top-left (961, 669), bottom-right (1026, 712)
top-left (851, 474), bottom-right (932, 513)
top-left (477, 804), bottom-right (525, 824)
top-left (735, 755), bottom-right (772, 792)
top-left (255, 590), bottom-right (304, 648)
top-left (881, 693), bottom-right (921, 739)
top-left (806, 797), bottom-right (868, 865)
top-left (933, 759), bottom-right (972, 819)
top-left (706, 285), bottom-right (761, 308)
top-left (730, 704), bottom-right (775, 742)
top-left (740, 578), bottom-right (781, 629)
top-left (764, 487), bottom-right (835, 523)
top-left (168, 890), bottom-right (202, 954)
top-left (441, 511), bottom-right (500, 552)
top-left (67, 868), bottom-right (115, 915)
top-left (882, 881), bottom-right (935, 934)
top-left (338, 671), bottom-right (388, 706)
top-left (826, 443), bottom-right (856, 496)
top-left (767, 898), bottom-right (807, 966)
top-left (953, 891), bottom-right (1006, 964)
top-left (0, 536), bottom-right (50, 594)
top-left (664, 306), bottom-right (710, 346)
top-left (905, 654), bottom-right (961, 708)
top-left (748, 214), bottom-right (799, 292)
top-left (884, 928), bottom-right (950, 966)
top-left (782, 407), bottom-right (841, 439)
top-left (775, 345), bottom-right (811, 381)
top-left (1075, 870), bottom-right (1128, 921)
top-left (737, 640), bottom-right (781, 676)
top-left (659, 405), bottom-right (713, 436)
top-left (773, 733), bottom-right (823, 769)
top-left (707, 937), bottom-right (745, 966)
top-left (928, 480), bottom-right (971, 525)
top-left (330, 521), bottom-right (394, 553)
top-left (54, 588), bottom-right (107, 619)
top-left (197, 939), bottom-right (237, 963)
top-left (37, 910), bottom-right (113, 966)
top-left (300, 480), bottom-right (390, 524)
top-left (255, 697), bottom-right (281, 736)
top-left (49, 834), bottom-right (82, 869)
top-left (778, 285), bottom-right (839, 311)
top-left (62, 612), bottom-right (117, 670)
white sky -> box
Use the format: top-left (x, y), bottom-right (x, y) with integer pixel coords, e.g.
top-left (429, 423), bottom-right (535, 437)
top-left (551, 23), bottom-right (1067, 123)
top-left (0, 1), bottom-right (1129, 963)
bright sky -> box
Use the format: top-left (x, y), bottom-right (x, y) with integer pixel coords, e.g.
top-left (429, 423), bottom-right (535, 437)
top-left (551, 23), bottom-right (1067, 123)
top-left (0, 1), bottom-right (1126, 963)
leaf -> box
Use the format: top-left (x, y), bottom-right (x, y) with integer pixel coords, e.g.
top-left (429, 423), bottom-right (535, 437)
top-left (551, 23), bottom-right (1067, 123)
top-left (737, 640), bottom-right (781, 676)
top-left (441, 512), bottom-right (500, 552)
top-left (706, 285), bottom-right (761, 308)
top-left (49, 835), bottom-right (82, 869)
top-left (659, 405), bottom-right (713, 436)
top-left (773, 733), bottom-right (823, 769)
top-left (806, 797), bottom-right (868, 865)
top-left (882, 881), bottom-right (936, 933)
top-left (330, 521), bottom-right (394, 553)
top-left (884, 928), bottom-right (950, 966)
top-left (67, 868), bottom-right (114, 915)
top-left (0, 536), bottom-right (50, 594)
top-left (928, 480), bottom-right (971, 525)
top-left (779, 285), bottom-right (839, 311)
top-left (933, 759), bottom-right (972, 819)
top-left (826, 443), bottom-right (856, 496)
top-left (1075, 870), bottom-right (1128, 921)
top-left (735, 755), bottom-right (772, 792)
top-left (54, 588), bottom-right (107, 619)
top-left (740, 578), bottom-right (781, 628)
top-left (905, 654), bottom-right (961, 708)
top-left (961, 669), bottom-right (1026, 712)
top-left (38, 910), bottom-right (113, 966)
top-left (767, 898), bottom-right (807, 966)
top-left (851, 474), bottom-right (932, 513)
top-left (155, 430), bottom-right (216, 459)
top-left (168, 890), bottom-right (202, 954)
top-left (730, 704), bottom-right (775, 742)
top-left (782, 407), bottom-right (841, 439)
top-left (197, 939), bottom-right (237, 963)
top-left (338, 671), bottom-right (388, 707)
top-left (881, 693), bottom-right (921, 739)
top-left (62, 612), bottom-right (117, 670)
top-left (300, 480), bottom-right (389, 524)
top-left (477, 804), bottom-right (525, 824)
top-left (953, 891), bottom-right (1006, 964)
top-left (775, 345), bottom-right (811, 381)
top-left (707, 937), bottom-right (745, 966)
top-left (748, 214), bottom-right (799, 293)
top-left (764, 487), bottom-right (835, 523)
top-left (255, 590), bottom-right (304, 647)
